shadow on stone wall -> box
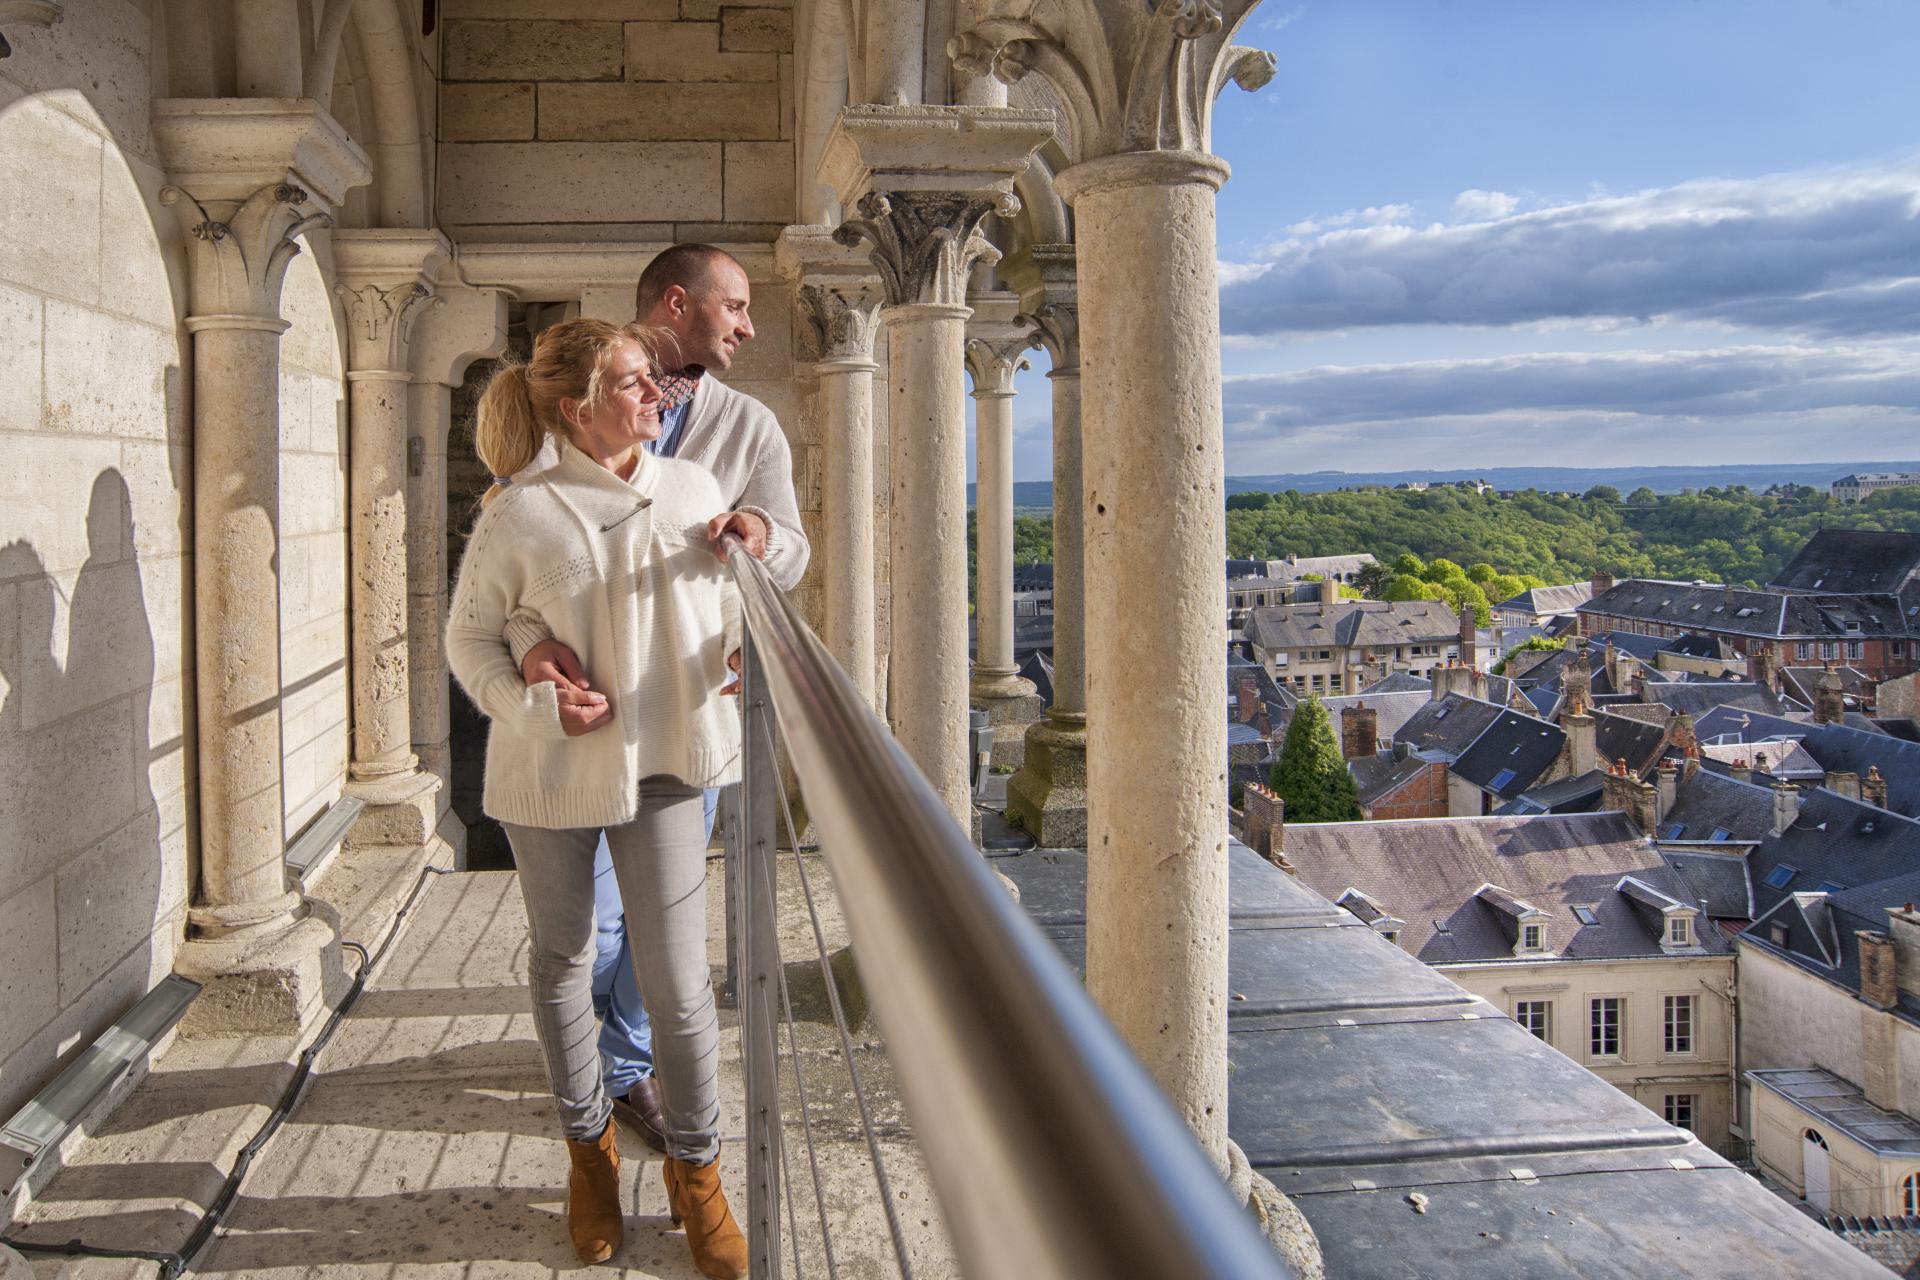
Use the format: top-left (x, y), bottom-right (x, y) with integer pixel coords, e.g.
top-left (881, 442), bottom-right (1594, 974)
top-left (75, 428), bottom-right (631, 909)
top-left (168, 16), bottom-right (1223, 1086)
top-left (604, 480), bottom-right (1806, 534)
top-left (0, 470), bottom-right (166, 1110)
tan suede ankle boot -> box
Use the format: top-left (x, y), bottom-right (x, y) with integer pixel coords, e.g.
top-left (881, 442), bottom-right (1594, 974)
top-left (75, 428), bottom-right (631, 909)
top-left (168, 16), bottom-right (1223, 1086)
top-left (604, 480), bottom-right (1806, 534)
top-left (663, 1154), bottom-right (747, 1279)
top-left (565, 1119), bottom-right (623, 1264)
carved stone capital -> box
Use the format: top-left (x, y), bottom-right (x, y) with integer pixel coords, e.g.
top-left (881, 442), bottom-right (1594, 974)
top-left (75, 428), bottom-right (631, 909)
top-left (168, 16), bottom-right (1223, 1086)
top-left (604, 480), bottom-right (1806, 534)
top-left (410, 280), bottom-right (511, 387)
top-left (0, 0), bottom-right (61, 58)
top-left (154, 98), bottom-right (371, 207)
top-left (964, 292), bottom-right (1033, 396)
top-left (334, 230), bottom-right (452, 374)
top-left (1001, 243), bottom-right (1080, 373)
top-left (833, 191), bottom-right (1008, 309)
top-left (797, 282), bottom-right (884, 365)
top-left (160, 181), bottom-right (331, 326)
top-left (950, 1), bottom-right (1275, 162)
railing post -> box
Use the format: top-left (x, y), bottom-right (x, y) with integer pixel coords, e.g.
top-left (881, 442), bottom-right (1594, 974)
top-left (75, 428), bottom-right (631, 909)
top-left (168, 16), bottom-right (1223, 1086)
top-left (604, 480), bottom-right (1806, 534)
top-left (737, 630), bottom-right (784, 1280)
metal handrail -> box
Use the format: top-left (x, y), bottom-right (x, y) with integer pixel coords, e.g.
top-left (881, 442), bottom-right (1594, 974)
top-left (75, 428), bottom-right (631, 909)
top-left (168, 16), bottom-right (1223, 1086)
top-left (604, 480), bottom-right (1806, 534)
top-left (723, 539), bottom-right (1292, 1280)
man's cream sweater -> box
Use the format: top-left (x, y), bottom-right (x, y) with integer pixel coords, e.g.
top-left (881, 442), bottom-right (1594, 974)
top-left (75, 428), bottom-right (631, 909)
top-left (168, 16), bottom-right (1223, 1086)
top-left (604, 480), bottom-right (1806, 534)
top-left (447, 443), bottom-right (742, 829)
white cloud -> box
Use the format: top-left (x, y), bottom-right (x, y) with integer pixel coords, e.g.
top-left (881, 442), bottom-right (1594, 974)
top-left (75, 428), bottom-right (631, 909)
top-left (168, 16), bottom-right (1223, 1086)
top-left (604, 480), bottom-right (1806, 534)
top-left (1221, 157), bottom-right (1920, 338)
top-left (1452, 189), bottom-right (1518, 221)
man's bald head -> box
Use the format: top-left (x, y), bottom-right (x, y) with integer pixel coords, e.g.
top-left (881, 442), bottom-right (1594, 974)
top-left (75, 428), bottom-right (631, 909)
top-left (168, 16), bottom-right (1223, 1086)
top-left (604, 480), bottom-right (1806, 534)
top-left (634, 244), bottom-right (741, 319)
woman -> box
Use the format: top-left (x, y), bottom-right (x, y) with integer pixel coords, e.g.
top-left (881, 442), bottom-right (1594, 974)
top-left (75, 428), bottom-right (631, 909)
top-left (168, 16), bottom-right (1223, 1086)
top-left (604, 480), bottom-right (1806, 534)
top-left (446, 318), bottom-right (746, 1278)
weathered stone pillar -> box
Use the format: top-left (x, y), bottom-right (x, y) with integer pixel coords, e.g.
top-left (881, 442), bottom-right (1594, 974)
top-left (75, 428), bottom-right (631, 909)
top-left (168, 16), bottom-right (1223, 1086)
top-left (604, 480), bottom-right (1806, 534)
top-left (406, 283), bottom-right (510, 828)
top-left (1002, 244), bottom-right (1088, 844)
top-left (333, 230), bottom-right (449, 847)
top-left (965, 291), bottom-right (1042, 768)
top-left (779, 226), bottom-right (885, 704)
top-left (822, 105), bottom-right (1054, 827)
top-left (953, 0), bottom-right (1281, 1185)
top-left (155, 99), bottom-right (371, 1033)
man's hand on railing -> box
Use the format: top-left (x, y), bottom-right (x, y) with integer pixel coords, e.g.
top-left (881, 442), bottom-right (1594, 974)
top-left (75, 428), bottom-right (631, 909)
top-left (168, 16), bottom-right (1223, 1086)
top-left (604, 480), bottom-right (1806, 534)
top-left (707, 510), bottom-right (768, 562)
top-left (524, 638), bottom-right (612, 736)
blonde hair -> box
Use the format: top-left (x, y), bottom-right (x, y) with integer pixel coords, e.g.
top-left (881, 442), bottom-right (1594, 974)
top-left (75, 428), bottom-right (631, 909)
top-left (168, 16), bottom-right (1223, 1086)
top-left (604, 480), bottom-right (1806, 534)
top-left (475, 318), bottom-right (661, 505)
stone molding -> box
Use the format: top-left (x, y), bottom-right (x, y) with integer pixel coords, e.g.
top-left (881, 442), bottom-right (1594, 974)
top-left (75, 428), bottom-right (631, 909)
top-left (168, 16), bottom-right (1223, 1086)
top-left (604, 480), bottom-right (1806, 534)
top-left (153, 98), bottom-right (372, 207)
top-left (817, 104), bottom-right (1061, 206)
top-left (159, 181), bottom-right (333, 325)
top-left (833, 191), bottom-right (1008, 309)
top-left (334, 230), bottom-right (453, 375)
top-left (451, 242), bottom-right (780, 300)
top-left (949, 2), bottom-right (1274, 162)
top-left (409, 278), bottom-right (512, 388)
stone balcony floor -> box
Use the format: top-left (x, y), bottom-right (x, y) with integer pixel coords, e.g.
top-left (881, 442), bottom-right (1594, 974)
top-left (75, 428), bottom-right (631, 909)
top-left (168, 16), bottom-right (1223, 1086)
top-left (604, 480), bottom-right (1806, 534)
top-left (6, 852), bottom-right (957, 1278)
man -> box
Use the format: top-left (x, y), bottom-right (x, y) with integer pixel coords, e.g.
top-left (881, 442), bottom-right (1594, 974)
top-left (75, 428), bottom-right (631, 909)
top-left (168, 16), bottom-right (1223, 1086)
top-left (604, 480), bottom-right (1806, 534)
top-left (510, 244), bottom-right (809, 1151)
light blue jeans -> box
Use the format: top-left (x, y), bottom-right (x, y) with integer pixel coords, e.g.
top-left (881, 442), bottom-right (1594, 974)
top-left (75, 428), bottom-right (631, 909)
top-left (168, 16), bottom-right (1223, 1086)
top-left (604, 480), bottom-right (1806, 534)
top-left (591, 788), bottom-right (719, 1097)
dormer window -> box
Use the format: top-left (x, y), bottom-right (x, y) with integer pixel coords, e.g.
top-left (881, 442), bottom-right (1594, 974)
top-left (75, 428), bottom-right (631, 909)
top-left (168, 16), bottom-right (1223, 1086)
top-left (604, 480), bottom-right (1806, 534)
top-left (1522, 923), bottom-right (1544, 951)
top-left (1668, 917), bottom-right (1691, 947)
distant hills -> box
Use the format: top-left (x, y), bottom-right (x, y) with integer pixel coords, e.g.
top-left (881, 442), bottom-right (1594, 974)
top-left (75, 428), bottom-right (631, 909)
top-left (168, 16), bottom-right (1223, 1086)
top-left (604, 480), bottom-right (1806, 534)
top-left (977, 461), bottom-right (1920, 509)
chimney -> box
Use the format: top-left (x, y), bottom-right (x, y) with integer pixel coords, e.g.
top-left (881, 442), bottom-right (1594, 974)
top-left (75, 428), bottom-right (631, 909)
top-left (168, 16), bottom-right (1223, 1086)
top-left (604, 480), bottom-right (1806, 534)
top-left (1814, 664), bottom-right (1845, 725)
top-left (1603, 758), bottom-right (1658, 836)
top-left (1459, 605), bottom-right (1478, 670)
top-left (1566, 704), bottom-right (1597, 775)
top-left (1244, 782), bottom-right (1287, 867)
top-left (1236, 675), bottom-right (1268, 735)
top-left (1562, 642), bottom-right (1592, 713)
top-left (1430, 662), bottom-right (1467, 702)
top-left (1603, 639), bottom-right (1622, 690)
top-left (1342, 703), bottom-right (1379, 759)
top-left (1859, 930), bottom-right (1898, 1011)
top-left (1826, 769), bottom-right (1862, 802)
top-left (1865, 766), bottom-right (1890, 809)
top-left (1592, 569), bottom-right (1615, 598)
top-left (1667, 711), bottom-right (1698, 756)
top-left (1753, 749), bottom-right (1772, 778)
top-left (1730, 757), bottom-right (1752, 785)
top-left (1749, 644), bottom-right (1777, 692)
top-left (1656, 759), bottom-right (1679, 823)
top-left (1771, 778), bottom-right (1800, 837)
top-left (1627, 664), bottom-right (1646, 701)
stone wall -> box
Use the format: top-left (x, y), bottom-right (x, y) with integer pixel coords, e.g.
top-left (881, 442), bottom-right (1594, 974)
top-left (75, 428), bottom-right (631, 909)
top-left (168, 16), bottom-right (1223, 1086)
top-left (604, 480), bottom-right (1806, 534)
top-left (437, 0), bottom-right (797, 242)
top-left (0, 7), bottom-right (195, 1121)
top-left (276, 251), bottom-right (353, 839)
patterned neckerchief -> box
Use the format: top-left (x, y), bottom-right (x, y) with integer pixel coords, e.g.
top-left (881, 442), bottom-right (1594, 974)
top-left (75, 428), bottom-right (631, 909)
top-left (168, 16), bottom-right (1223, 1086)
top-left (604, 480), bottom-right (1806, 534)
top-left (655, 365), bottom-right (704, 412)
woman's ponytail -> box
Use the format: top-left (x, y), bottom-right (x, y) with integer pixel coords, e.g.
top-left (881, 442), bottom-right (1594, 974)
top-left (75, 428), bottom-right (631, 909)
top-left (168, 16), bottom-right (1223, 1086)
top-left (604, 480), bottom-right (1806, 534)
top-left (475, 363), bottom-right (540, 506)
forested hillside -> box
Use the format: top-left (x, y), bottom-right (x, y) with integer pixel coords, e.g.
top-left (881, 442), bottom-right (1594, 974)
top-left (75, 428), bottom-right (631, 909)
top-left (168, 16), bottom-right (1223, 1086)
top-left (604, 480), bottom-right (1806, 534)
top-left (990, 485), bottom-right (1920, 588)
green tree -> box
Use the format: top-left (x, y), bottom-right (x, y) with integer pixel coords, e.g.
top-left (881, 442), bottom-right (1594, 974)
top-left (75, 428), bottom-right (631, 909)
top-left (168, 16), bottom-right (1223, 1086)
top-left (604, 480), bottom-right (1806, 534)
top-left (1269, 697), bottom-right (1363, 823)
top-left (1390, 552), bottom-right (1426, 578)
top-left (1627, 486), bottom-right (1658, 505)
top-left (1423, 557), bottom-right (1465, 582)
top-left (1493, 635), bottom-right (1566, 675)
top-left (1354, 561), bottom-right (1395, 597)
top-left (1381, 573), bottom-right (1446, 602)
top-left (1466, 561), bottom-right (1498, 584)
top-left (1585, 484), bottom-right (1622, 504)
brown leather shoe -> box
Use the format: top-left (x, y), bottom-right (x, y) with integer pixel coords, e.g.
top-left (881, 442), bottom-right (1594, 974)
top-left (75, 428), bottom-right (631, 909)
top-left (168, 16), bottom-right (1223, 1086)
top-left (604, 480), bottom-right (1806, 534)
top-left (564, 1119), bottom-right (623, 1264)
top-left (663, 1154), bottom-right (747, 1279)
top-left (611, 1075), bottom-right (668, 1154)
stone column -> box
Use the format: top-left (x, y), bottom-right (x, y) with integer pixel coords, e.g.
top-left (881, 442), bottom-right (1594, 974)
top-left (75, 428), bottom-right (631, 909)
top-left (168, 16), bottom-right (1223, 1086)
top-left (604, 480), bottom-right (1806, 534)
top-left (964, 292), bottom-right (1042, 768)
top-left (406, 284), bottom-right (511, 829)
top-left (1001, 244), bottom-right (1088, 844)
top-left (953, 0), bottom-right (1283, 1189)
top-left (154, 99), bottom-right (371, 1033)
top-left (821, 105), bottom-right (1055, 828)
top-left (779, 226), bottom-right (885, 705)
top-left (333, 230), bottom-right (450, 847)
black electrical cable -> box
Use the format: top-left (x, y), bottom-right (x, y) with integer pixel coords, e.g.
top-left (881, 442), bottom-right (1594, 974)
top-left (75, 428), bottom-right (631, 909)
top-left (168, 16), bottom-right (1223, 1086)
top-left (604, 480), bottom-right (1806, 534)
top-left (2, 863), bottom-right (453, 1278)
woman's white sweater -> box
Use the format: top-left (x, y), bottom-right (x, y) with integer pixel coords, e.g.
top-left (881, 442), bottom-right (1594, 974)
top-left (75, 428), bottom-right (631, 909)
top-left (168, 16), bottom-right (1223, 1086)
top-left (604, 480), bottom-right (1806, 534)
top-left (446, 442), bottom-right (742, 829)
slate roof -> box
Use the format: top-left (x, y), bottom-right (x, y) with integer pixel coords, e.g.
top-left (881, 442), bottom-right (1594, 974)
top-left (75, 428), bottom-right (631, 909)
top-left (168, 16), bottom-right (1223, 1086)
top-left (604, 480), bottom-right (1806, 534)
top-left (1781, 665), bottom-right (1876, 709)
top-left (1824, 1215), bottom-right (1920, 1278)
top-left (1350, 751), bottom-right (1434, 807)
top-left (1768, 529), bottom-right (1920, 595)
top-left (1360, 671), bottom-right (1432, 696)
top-left (1244, 599), bottom-right (1461, 652)
top-left (1693, 706), bottom-right (1920, 818)
top-left (1749, 1067), bottom-right (1920, 1155)
top-left (1280, 812), bottom-right (1731, 964)
top-left (1012, 561), bottom-right (1053, 591)
top-left (1316, 689), bottom-right (1434, 747)
top-left (1451, 709), bottom-right (1567, 799)
top-left (1593, 710), bottom-right (1670, 777)
top-left (1265, 552), bottom-right (1377, 581)
top-left (1395, 694), bottom-right (1505, 758)
top-left (1499, 770), bottom-right (1607, 816)
top-left (1658, 848), bottom-right (1756, 921)
top-left (1637, 681), bottom-right (1793, 719)
top-left (1019, 649), bottom-right (1054, 707)
top-left (1228, 650), bottom-right (1292, 722)
top-left (1494, 583), bottom-right (1594, 617)
top-left (1698, 737), bottom-right (1824, 780)
top-left (1580, 579), bottom-right (1914, 641)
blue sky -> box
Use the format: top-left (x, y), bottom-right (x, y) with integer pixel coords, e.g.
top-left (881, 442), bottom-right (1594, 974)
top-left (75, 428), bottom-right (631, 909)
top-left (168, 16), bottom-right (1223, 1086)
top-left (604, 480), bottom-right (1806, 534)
top-left (985, 0), bottom-right (1920, 480)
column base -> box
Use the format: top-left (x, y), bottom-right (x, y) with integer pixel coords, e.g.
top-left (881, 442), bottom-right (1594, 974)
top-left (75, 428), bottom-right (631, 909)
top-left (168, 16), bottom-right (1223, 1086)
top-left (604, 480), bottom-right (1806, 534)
top-left (345, 769), bottom-right (443, 848)
top-left (1240, 1153), bottom-right (1325, 1277)
top-left (174, 908), bottom-right (345, 1038)
top-left (1004, 710), bottom-right (1088, 847)
top-left (970, 669), bottom-right (1043, 770)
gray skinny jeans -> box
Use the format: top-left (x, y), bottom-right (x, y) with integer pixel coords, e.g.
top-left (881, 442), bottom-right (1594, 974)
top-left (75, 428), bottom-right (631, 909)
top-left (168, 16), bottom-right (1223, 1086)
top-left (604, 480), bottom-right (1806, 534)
top-left (504, 775), bottom-right (721, 1163)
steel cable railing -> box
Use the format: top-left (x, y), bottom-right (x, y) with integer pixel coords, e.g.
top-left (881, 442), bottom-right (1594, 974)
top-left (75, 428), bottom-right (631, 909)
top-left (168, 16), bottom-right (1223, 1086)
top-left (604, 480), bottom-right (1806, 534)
top-left (721, 538), bottom-right (1293, 1280)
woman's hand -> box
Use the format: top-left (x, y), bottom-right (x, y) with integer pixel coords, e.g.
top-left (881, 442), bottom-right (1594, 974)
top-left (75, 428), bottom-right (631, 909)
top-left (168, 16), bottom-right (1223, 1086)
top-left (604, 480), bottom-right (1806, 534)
top-left (721, 649), bottom-right (742, 696)
top-left (557, 684), bottom-right (613, 736)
